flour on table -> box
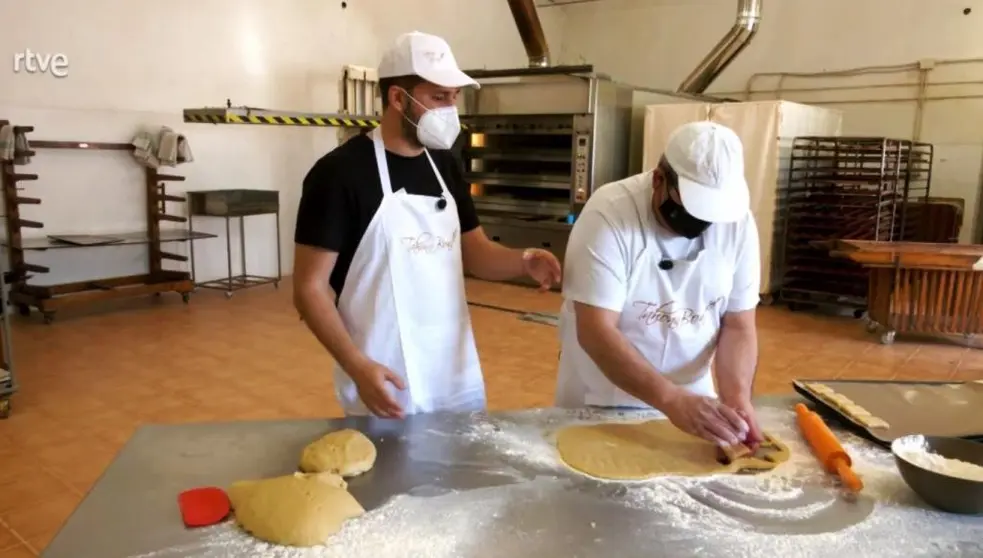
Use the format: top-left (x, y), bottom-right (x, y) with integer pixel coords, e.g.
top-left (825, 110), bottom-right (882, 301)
top-left (615, 407), bottom-right (983, 557)
top-left (133, 407), bottom-right (983, 557)
top-left (894, 435), bottom-right (983, 482)
top-left (460, 412), bottom-right (565, 472)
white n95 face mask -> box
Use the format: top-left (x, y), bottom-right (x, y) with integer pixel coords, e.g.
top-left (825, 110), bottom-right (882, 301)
top-left (415, 106), bottom-right (462, 150)
top-left (399, 89), bottom-right (462, 150)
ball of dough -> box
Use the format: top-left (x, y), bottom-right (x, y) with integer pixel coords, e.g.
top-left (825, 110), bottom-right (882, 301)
top-left (228, 472), bottom-right (364, 547)
top-left (299, 428), bottom-right (377, 477)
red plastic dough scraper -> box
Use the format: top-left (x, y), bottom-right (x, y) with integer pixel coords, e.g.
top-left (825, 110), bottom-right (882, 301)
top-left (178, 487), bottom-right (231, 528)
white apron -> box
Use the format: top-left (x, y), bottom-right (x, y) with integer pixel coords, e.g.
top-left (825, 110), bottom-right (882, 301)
top-left (332, 128), bottom-right (486, 416)
top-left (555, 218), bottom-right (734, 411)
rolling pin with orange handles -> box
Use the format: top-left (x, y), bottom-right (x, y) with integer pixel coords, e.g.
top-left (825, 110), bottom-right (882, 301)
top-left (795, 402), bottom-right (864, 493)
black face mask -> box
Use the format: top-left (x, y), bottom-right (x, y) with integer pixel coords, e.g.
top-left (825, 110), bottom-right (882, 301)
top-left (658, 189), bottom-right (711, 239)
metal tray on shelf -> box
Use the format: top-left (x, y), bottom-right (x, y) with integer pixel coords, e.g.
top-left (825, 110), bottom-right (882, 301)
top-left (792, 379), bottom-right (983, 447)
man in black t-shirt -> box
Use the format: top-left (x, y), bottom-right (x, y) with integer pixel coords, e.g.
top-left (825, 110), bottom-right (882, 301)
top-left (293, 31), bottom-right (561, 419)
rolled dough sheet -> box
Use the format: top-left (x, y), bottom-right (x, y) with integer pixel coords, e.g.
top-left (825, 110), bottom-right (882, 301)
top-left (555, 420), bottom-right (789, 481)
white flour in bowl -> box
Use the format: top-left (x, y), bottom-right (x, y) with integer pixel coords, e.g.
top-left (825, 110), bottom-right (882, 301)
top-left (893, 434), bottom-right (983, 482)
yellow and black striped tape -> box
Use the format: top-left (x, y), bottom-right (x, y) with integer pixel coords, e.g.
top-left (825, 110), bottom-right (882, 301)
top-left (184, 112), bottom-right (471, 130)
top-left (183, 113), bottom-right (381, 128)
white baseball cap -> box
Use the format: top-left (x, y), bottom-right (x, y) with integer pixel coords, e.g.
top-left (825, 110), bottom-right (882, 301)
top-left (378, 31), bottom-right (480, 89)
top-left (663, 121), bottom-right (749, 223)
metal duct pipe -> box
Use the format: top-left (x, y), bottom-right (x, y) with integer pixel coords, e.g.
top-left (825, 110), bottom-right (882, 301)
top-left (507, 0), bottom-right (551, 67)
top-left (677, 0), bottom-right (762, 94)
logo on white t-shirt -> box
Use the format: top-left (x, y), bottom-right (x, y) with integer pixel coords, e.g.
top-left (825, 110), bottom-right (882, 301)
top-left (631, 297), bottom-right (725, 330)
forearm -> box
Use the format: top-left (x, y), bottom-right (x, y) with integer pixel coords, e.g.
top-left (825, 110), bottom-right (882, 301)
top-left (579, 324), bottom-right (681, 410)
top-left (294, 285), bottom-right (367, 371)
top-left (464, 241), bottom-right (525, 281)
top-left (714, 324), bottom-right (758, 404)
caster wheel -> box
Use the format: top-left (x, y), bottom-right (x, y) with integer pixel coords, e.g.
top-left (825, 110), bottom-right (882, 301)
top-left (225, 291), bottom-right (233, 299)
top-left (42, 312), bottom-right (55, 325)
top-left (181, 293), bottom-right (191, 304)
top-left (0, 398), bottom-right (9, 419)
top-left (865, 320), bottom-right (879, 333)
top-left (853, 309), bottom-right (866, 319)
top-left (16, 304), bottom-right (29, 316)
top-left (880, 330), bottom-right (896, 345)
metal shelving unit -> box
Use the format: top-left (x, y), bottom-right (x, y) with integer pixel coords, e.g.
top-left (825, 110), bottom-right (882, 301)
top-left (778, 136), bottom-right (933, 314)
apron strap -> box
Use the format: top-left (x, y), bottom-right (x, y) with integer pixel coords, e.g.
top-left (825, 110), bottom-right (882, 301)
top-left (371, 127), bottom-right (394, 196)
top-left (371, 127), bottom-right (449, 199)
top-left (423, 150), bottom-right (451, 197)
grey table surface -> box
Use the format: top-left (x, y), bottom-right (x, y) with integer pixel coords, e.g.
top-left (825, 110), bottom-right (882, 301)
top-left (41, 395), bottom-right (983, 558)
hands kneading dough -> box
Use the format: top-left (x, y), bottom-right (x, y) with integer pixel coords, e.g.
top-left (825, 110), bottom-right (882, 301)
top-left (802, 383), bottom-right (890, 429)
top-left (228, 429), bottom-right (377, 547)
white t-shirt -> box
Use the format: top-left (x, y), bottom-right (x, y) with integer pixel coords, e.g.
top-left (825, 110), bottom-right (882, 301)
top-left (562, 171), bottom-right (761, 314)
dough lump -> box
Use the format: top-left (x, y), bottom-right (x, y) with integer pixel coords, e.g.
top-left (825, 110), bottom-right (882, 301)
top-left (300, 428), bottom-right (377, 477)
top-left (228, 472), bottom-right (364, 547)
top-left (555, 420), bottom-right (789, 481)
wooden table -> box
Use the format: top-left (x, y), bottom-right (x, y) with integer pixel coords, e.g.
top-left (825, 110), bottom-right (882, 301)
top-left (824, 240), bottom-right (983, 344)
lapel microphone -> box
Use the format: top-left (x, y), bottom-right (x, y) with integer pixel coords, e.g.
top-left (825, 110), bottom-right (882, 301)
top-left (658, 259), bottom-right (674, 271)
top-left (435, 196), bottom-right (447, 211)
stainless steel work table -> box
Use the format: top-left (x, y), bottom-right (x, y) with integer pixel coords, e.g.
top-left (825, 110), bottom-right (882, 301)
top-left (42, 396), bottom-right (983, 558)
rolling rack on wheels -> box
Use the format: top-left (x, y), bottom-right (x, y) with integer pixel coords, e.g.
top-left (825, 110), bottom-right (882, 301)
top-left (778, 136), bottom-right (933, 316)
top-left (0, 119), bottom-right (211, 323)
top-left (0, 233), bottom-right (16, 419)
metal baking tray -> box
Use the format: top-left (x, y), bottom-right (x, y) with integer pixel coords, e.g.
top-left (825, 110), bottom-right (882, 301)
top-left (792, 379), bottom-right (983, 448)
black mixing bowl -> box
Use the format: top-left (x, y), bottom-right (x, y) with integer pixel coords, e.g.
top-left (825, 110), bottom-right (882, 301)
top-left (891, 434), bottom-right (983, 515)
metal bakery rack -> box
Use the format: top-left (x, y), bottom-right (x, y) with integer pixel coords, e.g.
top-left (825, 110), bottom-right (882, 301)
top-left (777, 136), bottom-right (933, 314)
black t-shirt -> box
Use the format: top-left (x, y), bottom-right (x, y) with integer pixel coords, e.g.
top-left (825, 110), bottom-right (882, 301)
top-left (294, 134), bottom-right (481, 298)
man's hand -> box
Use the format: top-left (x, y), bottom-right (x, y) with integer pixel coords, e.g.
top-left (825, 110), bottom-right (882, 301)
top-left (724, 398), bottom-right (764, 450)
top-left (522, 248), bottom-right (562, 291)
top-left (348, 360), bottom-right (406, 419)
top-left (663, 390), bottom-right (749, 447)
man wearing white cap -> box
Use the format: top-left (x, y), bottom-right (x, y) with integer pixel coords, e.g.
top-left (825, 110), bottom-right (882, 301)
top-left (293, 31), bottom-right (561, 419)
top-left (554, 121), bottom-right (763, 449)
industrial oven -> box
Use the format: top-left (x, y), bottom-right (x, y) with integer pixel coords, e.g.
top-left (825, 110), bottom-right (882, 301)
top-left (455, 66), bottom-right (635, 277)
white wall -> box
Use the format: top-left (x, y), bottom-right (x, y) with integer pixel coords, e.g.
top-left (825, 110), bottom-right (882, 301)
top-left (555, 0), bottom-right (983, 243)
top-left (0, 0), bottom-right (565, 286)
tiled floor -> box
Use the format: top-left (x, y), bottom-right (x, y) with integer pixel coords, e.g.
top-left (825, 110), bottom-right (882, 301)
top-left (0, 278), bottom-right (981, 556)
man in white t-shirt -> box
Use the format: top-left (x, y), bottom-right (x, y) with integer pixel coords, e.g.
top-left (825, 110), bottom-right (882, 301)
top-left (555, 121), bottom-right (763, 449)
